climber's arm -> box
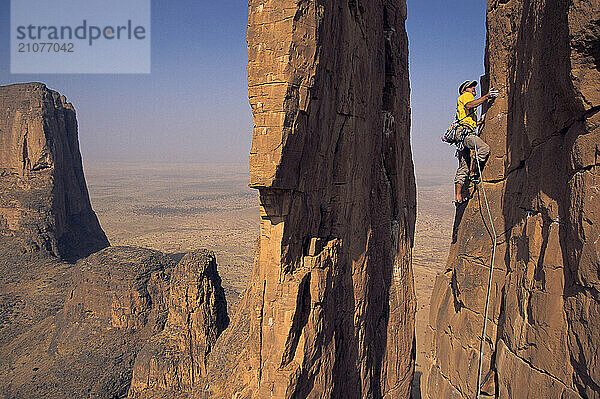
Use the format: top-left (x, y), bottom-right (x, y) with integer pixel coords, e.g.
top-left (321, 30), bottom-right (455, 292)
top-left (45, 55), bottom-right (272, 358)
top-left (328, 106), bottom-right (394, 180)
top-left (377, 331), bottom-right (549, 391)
top-left (465, 93), bottom-right (491, 109)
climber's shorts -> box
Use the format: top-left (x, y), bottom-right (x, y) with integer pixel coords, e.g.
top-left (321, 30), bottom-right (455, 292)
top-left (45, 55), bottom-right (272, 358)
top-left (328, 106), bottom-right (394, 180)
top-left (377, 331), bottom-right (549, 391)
top-left (454, 135), bottom-right (491, 185)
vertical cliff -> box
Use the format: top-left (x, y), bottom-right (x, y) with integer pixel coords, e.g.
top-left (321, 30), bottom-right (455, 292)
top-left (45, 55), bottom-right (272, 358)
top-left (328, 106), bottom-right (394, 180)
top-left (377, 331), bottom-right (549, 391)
top-left (206, 0), bottom-right (416, 397)
top-left (0, 85), bottom-right (231, 398)
top-left (129, 250), bottom-right (229, 398)
top-left (0, 82), bottom-right (109, 260)
top-left (426, 0), bottom-right (600, 398)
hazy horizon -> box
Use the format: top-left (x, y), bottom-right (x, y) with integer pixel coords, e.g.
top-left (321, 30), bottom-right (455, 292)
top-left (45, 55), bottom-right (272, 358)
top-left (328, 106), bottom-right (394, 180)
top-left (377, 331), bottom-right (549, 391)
top-left (0, 0), bottom-right (486, 173)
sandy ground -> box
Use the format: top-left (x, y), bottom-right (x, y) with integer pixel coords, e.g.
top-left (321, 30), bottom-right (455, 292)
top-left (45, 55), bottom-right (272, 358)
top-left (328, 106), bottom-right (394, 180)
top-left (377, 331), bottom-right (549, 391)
top-left (411, 169), bottom-right (455, 398)
top-left (84, 162), bottom-right (260, 306)
top-left (84, 161), bottom-right (454, 396)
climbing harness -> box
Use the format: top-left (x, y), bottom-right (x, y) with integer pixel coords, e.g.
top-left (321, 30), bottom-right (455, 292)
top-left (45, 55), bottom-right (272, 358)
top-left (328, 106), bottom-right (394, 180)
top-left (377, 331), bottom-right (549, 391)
top-left (441, 112), bottom-right (477, 146)
top-left (473, 138), bottom-right (498, 399)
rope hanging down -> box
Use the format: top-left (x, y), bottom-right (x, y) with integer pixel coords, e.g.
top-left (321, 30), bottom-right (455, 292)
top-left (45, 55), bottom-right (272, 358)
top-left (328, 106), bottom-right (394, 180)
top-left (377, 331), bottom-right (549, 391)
top-left (473, 139), bottom-right (498, 399)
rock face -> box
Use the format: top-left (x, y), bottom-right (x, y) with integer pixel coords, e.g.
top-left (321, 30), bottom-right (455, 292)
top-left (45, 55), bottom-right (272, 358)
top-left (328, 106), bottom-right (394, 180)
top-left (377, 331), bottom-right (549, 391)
top-left (0, 82), bottom-right (117, 398)
top-left (425, 1), bottom-right (600, 398)
top-left (45, 247), bottom-right (173, 398)
top-left (0, 84), bottom-right (230, 399)
top-left (129, 250), bottom-right (229, 398)
top-left (0, 246), bottom-right (174, 398)
top-left (205, 0), bottom-right (416, 398)
top-left (1, 246), bottom-right (229, 399)
top-left (0, 82), bottom-right (108, 260)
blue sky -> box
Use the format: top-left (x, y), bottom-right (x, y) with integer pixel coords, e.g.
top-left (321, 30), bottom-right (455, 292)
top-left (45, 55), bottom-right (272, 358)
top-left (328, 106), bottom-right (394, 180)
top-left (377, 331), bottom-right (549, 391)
top-left (0, 0), bottom-right (486, 170)
top-left (407, 0), bottom-right (487, 170)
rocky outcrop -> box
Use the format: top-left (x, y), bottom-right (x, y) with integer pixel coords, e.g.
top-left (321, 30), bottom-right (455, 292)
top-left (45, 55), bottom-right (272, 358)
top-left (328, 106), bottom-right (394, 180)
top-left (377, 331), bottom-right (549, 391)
top-left (128, 250), bottom-right (229, 398)
top-left (0, 246), bottom-right (174, 398)
top-left (0, 82), bottom-right (108, 260)
top-left (0, 83), bottom-right (118, 398)
top-left (1, 246), bottom-right (229, 399)
top-left (425, 0), bottom-right (600, 398)
top-left (204, 0), bottom-right (416, 398)
top-left (0, 84), bottom-right (231, 399)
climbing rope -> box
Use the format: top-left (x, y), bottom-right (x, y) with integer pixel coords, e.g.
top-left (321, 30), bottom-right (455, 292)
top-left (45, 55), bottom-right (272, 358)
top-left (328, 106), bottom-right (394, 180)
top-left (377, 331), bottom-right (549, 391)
top-left (472, 139), bottom-right (498, 399)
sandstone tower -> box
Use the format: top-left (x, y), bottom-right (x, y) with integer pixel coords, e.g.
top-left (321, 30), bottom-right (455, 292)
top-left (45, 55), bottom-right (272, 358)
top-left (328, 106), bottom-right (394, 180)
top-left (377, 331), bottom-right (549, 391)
top-left (206, 0), bottom-right (417, 397)
top-left (425, 1), bottom-right (600, 397)
top-left (0, 83), bottom-right (108, 260)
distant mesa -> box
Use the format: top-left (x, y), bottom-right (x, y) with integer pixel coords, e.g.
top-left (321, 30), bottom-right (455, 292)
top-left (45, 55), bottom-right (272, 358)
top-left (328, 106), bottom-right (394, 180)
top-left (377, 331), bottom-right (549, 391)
top-left (0, 82), bottom-right (109, 260)
top-left (0, 83), bottom-right (229, 399)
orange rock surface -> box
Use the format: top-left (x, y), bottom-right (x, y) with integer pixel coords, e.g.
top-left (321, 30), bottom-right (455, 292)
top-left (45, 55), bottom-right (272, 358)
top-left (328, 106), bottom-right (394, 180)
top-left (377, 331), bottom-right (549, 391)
top-left (425, 1), bottom-right (600, 398)
top-left (205, 0), bottom-right (417, 397)
top-left (0, 83), bottom-right (108, 259)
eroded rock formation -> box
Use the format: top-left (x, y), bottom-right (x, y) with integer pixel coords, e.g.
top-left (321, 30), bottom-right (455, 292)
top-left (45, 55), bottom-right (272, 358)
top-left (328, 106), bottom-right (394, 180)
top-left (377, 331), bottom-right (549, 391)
top-left (129, 250), bottom-right (229, 398)
top-left (0, 82), bottom-right (119, 397)
top-left (425, 1), bottom-right (600, 398)
top-left (0, 83), bottom-right (108, 260)
top-left (205, 0), bottom-right (416, 397)
top-left (1, 245), bottom-right (229, 398)
top-left (28, 247), bottom-right (173, 398)
top-left (0, 84), bottom-right (229, 399)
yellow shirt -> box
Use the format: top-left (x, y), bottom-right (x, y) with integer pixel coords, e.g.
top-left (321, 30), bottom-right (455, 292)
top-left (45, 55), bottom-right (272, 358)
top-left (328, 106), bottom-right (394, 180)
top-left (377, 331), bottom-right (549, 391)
top-left (457, 92), bottom-right (477, 130)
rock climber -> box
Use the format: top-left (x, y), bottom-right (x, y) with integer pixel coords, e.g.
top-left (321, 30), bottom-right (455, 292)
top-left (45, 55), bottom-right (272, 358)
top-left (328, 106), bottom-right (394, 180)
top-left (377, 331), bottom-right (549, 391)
top-left (454, 80), bottom-right (498, 205)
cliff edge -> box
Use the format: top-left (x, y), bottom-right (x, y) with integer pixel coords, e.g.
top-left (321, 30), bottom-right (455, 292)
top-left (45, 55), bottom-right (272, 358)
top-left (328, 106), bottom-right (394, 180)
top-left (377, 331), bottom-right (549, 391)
top-left (0, 84), bottom-right (229, 399)
top-left (0, 82), bottom-right (108, 260)
top-left (425, 1), bottom-right (600, 398)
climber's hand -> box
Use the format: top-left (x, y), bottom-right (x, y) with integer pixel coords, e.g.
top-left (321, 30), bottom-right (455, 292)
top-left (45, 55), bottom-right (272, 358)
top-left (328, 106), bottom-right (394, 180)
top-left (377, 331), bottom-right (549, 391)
top-left (488, 88), bottom-right (500, 98)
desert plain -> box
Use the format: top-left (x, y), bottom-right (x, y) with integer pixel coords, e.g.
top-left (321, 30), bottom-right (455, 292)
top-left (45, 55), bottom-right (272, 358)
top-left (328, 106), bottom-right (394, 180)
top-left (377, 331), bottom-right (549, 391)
top-left (84, 160), bottom-right (454, 397)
